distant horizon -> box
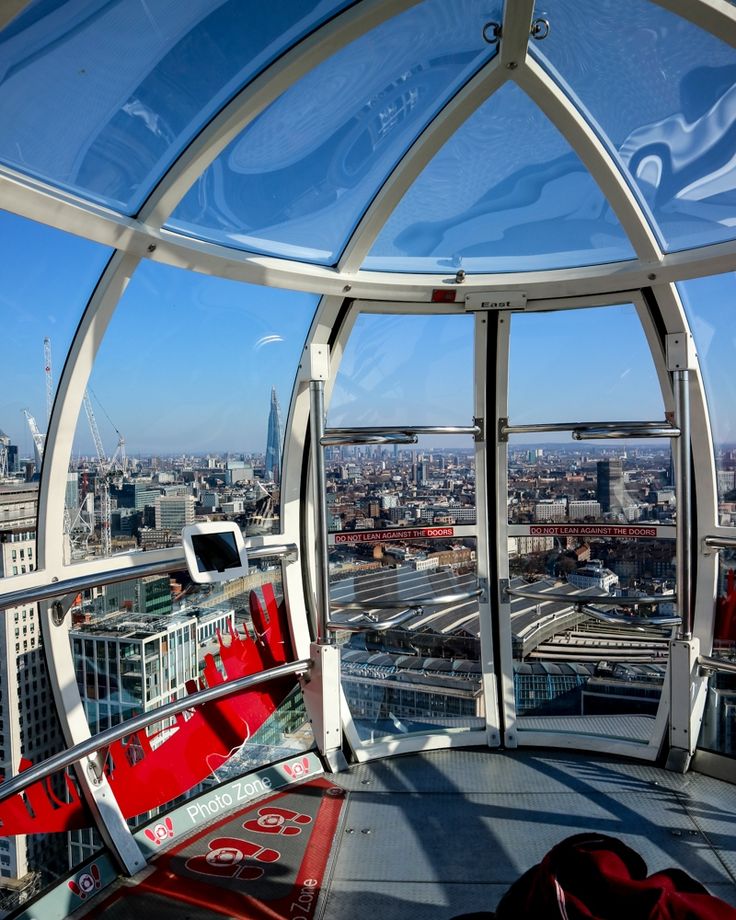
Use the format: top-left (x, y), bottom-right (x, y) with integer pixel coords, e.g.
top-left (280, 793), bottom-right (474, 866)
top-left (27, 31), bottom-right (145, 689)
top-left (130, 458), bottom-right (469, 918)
top-left (2, 212), bottom-right (735, 460)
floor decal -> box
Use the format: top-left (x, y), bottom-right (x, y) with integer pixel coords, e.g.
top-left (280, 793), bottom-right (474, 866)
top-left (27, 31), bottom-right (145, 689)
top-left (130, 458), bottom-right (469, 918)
top-left (88, 779), bottom-right (346, 920)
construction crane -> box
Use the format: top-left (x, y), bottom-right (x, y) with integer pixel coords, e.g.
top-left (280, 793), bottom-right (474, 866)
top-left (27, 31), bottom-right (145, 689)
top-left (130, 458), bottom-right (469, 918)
top-left (23, 408), bottom-right (45, 470)
top-left (83, 390), bottom-right (126, 557)
top-left (34, 338), bottom-right (94, 557)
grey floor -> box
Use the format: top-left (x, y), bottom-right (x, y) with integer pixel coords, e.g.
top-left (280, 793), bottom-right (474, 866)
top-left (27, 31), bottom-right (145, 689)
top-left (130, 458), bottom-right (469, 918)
top-left (321, 748), bottom-right (736, 920)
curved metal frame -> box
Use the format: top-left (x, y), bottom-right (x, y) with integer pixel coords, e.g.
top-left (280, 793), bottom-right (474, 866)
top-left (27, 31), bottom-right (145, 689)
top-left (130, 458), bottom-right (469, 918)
top-left (0, 0), bottom-right (733, 872)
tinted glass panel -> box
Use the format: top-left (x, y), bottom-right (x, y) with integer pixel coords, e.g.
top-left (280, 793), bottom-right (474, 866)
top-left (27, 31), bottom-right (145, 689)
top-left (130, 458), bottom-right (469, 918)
top-left (0, 215), bottom-right (110, 908)
top-left (167, 0), bottom-right (497, 263)
top-left (507, 305), bottom-right (672, 744)
top-left (67, 263), bottom-right (316, 560)
top-left (328, 313), bottom-right (474, 427)
top-left (0, 211), bottom-right (111, 550)
top-left (365, 82), bottom-right (634, 273)
top-left (532, 0), bottom-right (736, 252)
top-left (700, 551), bottom-right (736, 759)
top-left (328, 312), bottom-right (481, 744)
top-left (333, 536), bottom-right (483, 742)
top-left (677, 273), bottom-right (736, 524)
top-left (508, 303), bottom-right (664, 427)
top-left (68, 565), bottom-right (313, 826)
top-left (0, 1), bottom-right (353, 213)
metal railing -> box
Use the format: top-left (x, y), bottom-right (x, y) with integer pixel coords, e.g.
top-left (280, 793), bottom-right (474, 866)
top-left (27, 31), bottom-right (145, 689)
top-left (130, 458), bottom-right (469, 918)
top-left (0, 658), bottom-right (311, 806)
top-left (703, 535), bottom-right (736, 550)
top-left (572, 426), bottom-right (679, 440)
top-left (323, 425), bottom-right (480, 442)
top-left (698, 655), bottom-right (736, 676)
top-left (0, 543), bottom-right (298, 613)
top-left (499, 419), bottom-right (679, 440)
top-left (326, 608), bottom-right (418, 632)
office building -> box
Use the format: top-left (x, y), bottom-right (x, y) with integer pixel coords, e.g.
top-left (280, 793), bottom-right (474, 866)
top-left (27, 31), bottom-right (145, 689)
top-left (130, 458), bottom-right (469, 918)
top-left (154, 494), bottom-right (195, 532)
top-left (112, 481), bottom-right (160, 511)
top-left (596, 459), bottom-right (626, 515)
top-left (0, 485), bottom-right (66, 893)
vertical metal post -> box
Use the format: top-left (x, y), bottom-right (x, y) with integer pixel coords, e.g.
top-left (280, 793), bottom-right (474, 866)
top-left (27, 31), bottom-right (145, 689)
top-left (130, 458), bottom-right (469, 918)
top-left (674, 368), bottom-right (692, 640)
top-left (304, 347), bottom-right (343, 768)
top-left (309, 379), bottom-right (333, 645)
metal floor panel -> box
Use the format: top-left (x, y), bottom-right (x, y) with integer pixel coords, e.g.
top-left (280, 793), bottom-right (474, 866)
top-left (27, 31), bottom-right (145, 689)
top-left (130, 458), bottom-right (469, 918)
top-left (517, 713), bottom-right (655, 741)
top-left (334, 748), bottom-right (691, 795)
top-left (68, 750), bottom-right (735, 920)
top-left (323, 750), bottom-right (736, 919)
top-left (331, 791), bottom-right (729, 885)
top-left (323, 881), bottom-right (509, 920)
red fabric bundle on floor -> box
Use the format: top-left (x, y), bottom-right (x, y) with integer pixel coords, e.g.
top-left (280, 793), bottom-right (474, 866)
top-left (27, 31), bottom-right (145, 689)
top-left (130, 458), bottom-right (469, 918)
top-left (494, 833), bottom-right (736, 920)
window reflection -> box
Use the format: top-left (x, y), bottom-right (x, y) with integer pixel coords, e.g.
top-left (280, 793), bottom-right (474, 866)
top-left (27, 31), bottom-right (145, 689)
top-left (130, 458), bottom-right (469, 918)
top-left (68, 567), bottom-right (313, 835)
top-left (532, 0), bottom-right (736, 252)
top-left (328, 313), bottom-right (474, 427)
top-left (699, 551), bottom-right (736, 758)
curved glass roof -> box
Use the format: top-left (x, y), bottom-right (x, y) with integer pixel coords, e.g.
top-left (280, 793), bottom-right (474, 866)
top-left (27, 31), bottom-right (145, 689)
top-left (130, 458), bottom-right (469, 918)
top-left (168, 0), bottom-right (499, 264)
top-left (531, 0), bottom-right (736, 253)
top-left (365, 81), bottom-right (635, 273)
top-left (0, 0), bottom-right (734, 276)
top-left (0, 0), bottom-right (355, 212)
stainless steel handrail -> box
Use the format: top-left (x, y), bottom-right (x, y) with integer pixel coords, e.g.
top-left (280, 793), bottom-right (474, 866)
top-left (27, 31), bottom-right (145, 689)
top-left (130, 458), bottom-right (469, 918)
top-left (698, 655), bottom-right (736, 676)
top-left (572, 426), bottom-right (679, 440)
top-left (324, 425), bottom-right (480, 437)
top-left (326, 608), bottom-right (418, 632)
top-left (506, 585), bottom-right (676, 606)
top-left (582, 605), bottom-right (681, 629)
top-left (704, 535), bottom-right (736, 549)
top-left (0, 658), bottom-right (310, 806)
top-left (321, 433), bottom-right (417, 446)
top-left (501, 420), bottom-right (676, 437)
top-left (331, 588), bottom-right (483, 610)
top-left (0, 543), bottom-right (298, 613)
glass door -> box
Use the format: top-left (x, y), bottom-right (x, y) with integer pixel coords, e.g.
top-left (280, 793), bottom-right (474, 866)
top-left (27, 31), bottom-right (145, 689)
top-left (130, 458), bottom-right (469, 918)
top-left (323, 306), bottom-right (499, 755)
top-left (495, 294), bottom-right (677, 756)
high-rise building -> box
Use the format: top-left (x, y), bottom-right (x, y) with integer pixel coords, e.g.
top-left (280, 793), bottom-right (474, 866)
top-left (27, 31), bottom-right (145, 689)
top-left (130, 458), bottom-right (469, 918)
top-left (112, 480), bottom-right (160, 510)
top-left (0, 430), bottom-right (18, 477)
top-left (0, 485), bottom-right (66, 895)
top-left (596, 459), bottom-right (626, 514)
top-left (154, 494), bottom-right (195, 531)
top-left (265, 387), bottom-right (282, 483)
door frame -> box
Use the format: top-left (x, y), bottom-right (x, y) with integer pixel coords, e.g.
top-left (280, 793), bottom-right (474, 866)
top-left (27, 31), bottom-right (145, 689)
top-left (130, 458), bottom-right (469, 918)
top-left (317, 298), bottom-right (500, 762)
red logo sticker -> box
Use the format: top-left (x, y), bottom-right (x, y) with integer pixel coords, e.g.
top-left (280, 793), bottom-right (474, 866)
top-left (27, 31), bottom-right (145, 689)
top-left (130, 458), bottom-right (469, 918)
top-left (243, 806), bottom-right (312, 836)
top-left (186, 836), bottom-right (280, 882)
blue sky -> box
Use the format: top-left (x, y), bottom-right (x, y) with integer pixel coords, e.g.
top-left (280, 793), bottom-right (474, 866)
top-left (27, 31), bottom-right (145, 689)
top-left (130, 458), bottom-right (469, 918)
top-left (1, 208), bottom-right (735, 460)
top-left (0, 210), bottom-right (316, 457)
